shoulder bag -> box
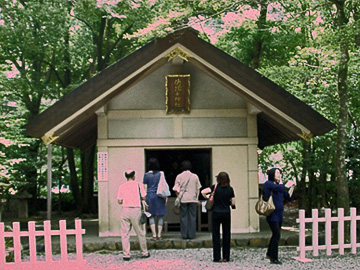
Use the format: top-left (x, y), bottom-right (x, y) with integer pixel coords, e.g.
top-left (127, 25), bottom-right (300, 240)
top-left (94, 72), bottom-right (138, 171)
top-left (156, 171), bottom-right (171, 198)
top-left (172, 174), bottom-right (192, 215)
top-left (138, 184), bottom-right (148, 224)
top-left (255, 192), bottom-right (275, 216)
top-left (205, 184), bottom-right (217, 211)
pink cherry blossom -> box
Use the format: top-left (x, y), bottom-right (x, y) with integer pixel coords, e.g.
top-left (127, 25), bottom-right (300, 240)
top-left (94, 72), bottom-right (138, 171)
top-left (0, 137), bottom-right (16, 147)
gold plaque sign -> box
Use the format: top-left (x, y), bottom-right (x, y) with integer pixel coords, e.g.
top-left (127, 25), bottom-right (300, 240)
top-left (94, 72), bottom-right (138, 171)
top-left (165, 75), bottom-right (190, 114)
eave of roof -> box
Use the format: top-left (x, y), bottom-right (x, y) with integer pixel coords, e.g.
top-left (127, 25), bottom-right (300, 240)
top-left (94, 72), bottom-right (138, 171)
top-left (25, 28), bottom-right (335, 150)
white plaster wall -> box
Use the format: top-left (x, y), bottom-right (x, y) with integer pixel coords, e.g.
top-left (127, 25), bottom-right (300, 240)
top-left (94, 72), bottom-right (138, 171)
top-left (101, 144), bottom-right (258, 236)
top-left (108, 118), bottom-right (174, 139)
top-left (248, 144), bottom-right (260, 232)
top-left (106, 147), bottom-right (145, 236)
top-left (108, 62), bottom-right (247, 111)
top-left (212, 146), bottom-right (250, 233)
top-left (97, 60), bottom-right (260, 236)
top-left (183, 117), bottom-right (247, 138)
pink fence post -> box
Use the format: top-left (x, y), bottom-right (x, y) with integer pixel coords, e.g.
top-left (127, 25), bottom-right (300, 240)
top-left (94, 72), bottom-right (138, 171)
top-left (75, 219), bottom-right (85, 262)
top-left (294, 210), bottom-right (312, 262)
top-left (350, 207), bottom-right (357, 254)
top-left (12, 222), bottom-right (22, 263)
top-left (59, 220), bottom-right (68, 262)
top-left (325, 208), bottom-right (332, 256)
top-left (338, 208), bottom-right (344, 255)
top-left (0, 223), bottom-right (6, 267)
top-left (44, 220), bottom-right (53, 262)
top-left (28, 221), bottom-right (37, 263)
top-left (312, 209), bottom-right (319, 257)
top-left (298, 210), bottom-right (306, 261)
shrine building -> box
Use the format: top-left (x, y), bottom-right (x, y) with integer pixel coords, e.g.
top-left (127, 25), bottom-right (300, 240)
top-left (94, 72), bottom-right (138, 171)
top-left (25, 28), bottom-right (334, 236)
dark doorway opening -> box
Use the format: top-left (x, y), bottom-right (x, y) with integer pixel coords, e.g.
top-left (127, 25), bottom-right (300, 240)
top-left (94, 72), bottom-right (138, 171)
top-left (145, 148), bottom-right (212, 231)
top-left (145, 148), bottom-right (212, 196)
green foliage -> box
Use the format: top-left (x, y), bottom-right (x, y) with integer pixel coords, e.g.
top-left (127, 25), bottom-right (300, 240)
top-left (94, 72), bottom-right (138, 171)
top-left (0, 0), bottom-right (164, 213)
top-left (0, 71), bottom-right (34, 194)
top-left (213, 0), bottom-right (359, 210)
top-left (1, 0), bottom-right (360, 214)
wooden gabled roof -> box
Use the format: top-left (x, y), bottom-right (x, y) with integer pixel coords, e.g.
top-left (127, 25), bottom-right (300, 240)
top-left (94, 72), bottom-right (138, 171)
top-left (25, 28), bottom-right (334, 150)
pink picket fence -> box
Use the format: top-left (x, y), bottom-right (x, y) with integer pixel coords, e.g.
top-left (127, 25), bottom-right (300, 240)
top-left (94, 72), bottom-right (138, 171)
top-left (294, 207), bottom-right (360, 262)
top-left (0, 219), bottom-right (86, 269)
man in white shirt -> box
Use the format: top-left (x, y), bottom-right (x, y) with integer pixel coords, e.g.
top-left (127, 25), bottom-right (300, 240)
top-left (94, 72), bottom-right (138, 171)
top-left (173, 161), bottom-right (202, 239)
top-left (117, 170), bottom-right (150, 261)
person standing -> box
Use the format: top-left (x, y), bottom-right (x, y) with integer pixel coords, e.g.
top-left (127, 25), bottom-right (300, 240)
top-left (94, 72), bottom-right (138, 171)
top-left (143, 158), bottom-right (167, 240)
top-left (264, 167), bottom-right (294, 265)
top-left (117, 170), bottom-right (150, 261)
top-left (173, 160), bottom-right (201, 239)
top-left (201, 172), bottom-right (235, 263)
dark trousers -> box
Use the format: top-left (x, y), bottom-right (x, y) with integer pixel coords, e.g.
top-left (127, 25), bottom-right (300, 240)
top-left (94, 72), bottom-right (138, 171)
top-left (212, 211), bottom-right (231, 261)
top-left (267, 221), bottom-right (282, 260)
top-left (180, 203), bottom-right (197, 239)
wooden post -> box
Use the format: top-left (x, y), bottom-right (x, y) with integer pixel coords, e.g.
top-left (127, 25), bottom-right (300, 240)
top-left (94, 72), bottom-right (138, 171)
top-left (338, 208), bottom-right (344, 255)
top-left (47, 144), bottom-right (52, 220)
top-left (59, 220), bottom-right (68, 261)
top-left (28, 221), bottom-right (37, 263)
top-left (298, 210), bottom-right (306, 260)
top-left (350, 207), bottom-right (357, 254)
top-left (312, 209), bottom-right (319, 257)
top-left (0, 223), bottom-right (6, 266)
top-left (44, 220), bottom-right (53, 262)
top-left (12, 222), bottom-right (21, 263)
top-left (75, 219), bottom-right (85, 262)
top-left (293, 210), bottom-right (312, 262)
top-left (325, 208), bottom-right (332, 256)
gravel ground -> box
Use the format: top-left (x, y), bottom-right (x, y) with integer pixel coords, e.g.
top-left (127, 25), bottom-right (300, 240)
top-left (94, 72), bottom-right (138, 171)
top-left (19, 247), bottom-right (359, 270)
top-left (73, 247), bottom-right (360, 270)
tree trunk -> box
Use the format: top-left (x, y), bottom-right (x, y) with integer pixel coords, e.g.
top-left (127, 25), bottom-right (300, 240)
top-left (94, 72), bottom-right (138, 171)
top-left (299, 140), bottom-right (310, 211)
top-left (252, 0), bottom-right (268, 69)
top-left (319, 149), bottom-right (331, 208)
top-left (96, 16), bottom-right (107, 72)
top-left (353, 5), bottom-right (360, 46)
top-left (333, 0), bottom-right (350, 215)
top-left (26, 140), bottom-right (41, 214)
top-left (81, 144), bottom-right (96, 214)
top-left (67, 148), bottom-right (82, 212)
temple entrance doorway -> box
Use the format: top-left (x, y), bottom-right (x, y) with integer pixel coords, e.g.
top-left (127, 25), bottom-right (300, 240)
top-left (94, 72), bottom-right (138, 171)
top-left (145, 148), bottom-right (212, 231)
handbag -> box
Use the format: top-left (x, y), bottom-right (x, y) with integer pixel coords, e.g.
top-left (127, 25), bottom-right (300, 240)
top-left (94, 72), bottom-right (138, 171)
top-left (156, 171), bottom-right (171, 198)
top-left (138, 184), bottom-right (148, 224)
top-left (205, 184), bottom-right (217, 211)
top-left (255, 193), bottom-right (275, 216)
top-left (140, 212), bottom-right (147, 224)
top-left (172, 198), bottom-right (181, 215)
top-left (172, 174), bottom-right (192, 215)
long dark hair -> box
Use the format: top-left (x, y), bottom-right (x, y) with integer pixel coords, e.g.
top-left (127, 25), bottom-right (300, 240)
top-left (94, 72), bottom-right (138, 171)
top-left (147, 158), bottom-right (160, 172)
top-left (216, 171), bottom-right (230, 187)
top-left (267, 167), bottom-right (282, 182)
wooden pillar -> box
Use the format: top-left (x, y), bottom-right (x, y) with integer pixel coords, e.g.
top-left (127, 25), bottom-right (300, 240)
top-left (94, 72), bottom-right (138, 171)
top-left (47, 144), bottom-right (52, 220)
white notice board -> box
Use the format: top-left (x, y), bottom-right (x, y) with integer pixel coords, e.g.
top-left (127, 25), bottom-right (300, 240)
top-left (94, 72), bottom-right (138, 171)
top-left (97, 152), bottom-right (108, 181)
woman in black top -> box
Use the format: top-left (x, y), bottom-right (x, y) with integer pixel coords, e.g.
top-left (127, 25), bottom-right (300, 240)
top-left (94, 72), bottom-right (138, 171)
top-left (202, 172), bottom-right (236, 263)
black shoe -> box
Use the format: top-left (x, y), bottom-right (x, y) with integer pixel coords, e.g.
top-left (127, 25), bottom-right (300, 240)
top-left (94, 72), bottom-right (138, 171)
top-left (123, 257), bottom-right (131, 261)
top-left (213, 260), bottom-right (221, 263)
top-left (141, 253), bottom-right (150, 259)
top-left (270, 259), bottom-right (282, 265)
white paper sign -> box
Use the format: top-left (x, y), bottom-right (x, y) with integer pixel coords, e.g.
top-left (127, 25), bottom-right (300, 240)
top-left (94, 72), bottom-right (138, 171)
top-left (97, 152), bottom-right (108, 181)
